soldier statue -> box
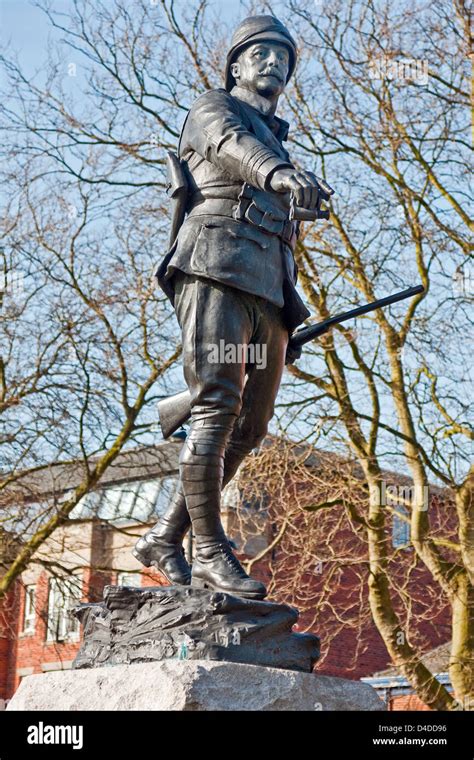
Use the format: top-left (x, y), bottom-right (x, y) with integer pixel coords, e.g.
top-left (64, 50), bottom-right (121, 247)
top-left (133, 15), bottom-right (333, 599)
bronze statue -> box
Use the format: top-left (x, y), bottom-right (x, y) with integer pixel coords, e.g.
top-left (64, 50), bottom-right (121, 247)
top-left (133, 15), bottom-right (334, 599)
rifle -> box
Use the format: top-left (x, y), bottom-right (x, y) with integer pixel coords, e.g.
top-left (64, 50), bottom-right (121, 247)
top-left (157, 284), bottom-right (425, 439)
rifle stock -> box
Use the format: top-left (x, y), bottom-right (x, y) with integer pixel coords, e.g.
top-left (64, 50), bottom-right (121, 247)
top-left (158, 390), bottom-right (193, 440)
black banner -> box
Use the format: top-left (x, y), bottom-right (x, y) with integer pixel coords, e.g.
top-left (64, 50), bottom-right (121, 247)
top-left (0, 709), bottom-right (472, 758)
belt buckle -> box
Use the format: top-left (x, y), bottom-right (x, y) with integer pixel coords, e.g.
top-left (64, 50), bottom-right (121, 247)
top-left (262, 211), bottom-right (284, 235)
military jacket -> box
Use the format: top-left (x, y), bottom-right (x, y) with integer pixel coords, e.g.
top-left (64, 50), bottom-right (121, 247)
top-left (156, 85), bottom-right (311, 331)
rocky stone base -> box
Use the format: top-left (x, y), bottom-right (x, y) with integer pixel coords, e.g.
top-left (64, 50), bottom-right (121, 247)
top-left (7, 660), bottom-right (385, 711)
top-left (71, 584), bottom-right (320, 673)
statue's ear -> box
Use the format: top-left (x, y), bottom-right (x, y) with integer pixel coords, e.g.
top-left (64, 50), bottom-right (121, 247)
top-left (230, 62), bottom-right (240, 79)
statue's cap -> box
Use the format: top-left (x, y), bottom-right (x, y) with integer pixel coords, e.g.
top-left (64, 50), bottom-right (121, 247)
top-left (224, 15), bottom-right (297, 92)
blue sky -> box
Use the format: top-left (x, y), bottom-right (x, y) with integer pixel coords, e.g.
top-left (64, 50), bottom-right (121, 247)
top-left (1, 0), bottom-right (239, 77)
top-left (1, 0), bottom-right (63, 73)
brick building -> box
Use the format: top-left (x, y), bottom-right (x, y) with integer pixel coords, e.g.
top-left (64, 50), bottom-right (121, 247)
top-left (0, 437), bottom-right (452, 709)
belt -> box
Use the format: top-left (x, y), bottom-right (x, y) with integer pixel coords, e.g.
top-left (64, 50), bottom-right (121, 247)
top-left (187, 197), bottom-right (238, 219)
top-left (186, 195), bottom-right (296, 246)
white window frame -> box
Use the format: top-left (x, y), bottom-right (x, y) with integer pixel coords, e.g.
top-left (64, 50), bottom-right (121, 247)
top-left (22, 585), bottom-right (36, 634)
top-left (117, 572), bottom-right (141, 588)
top-left (46, 575), bottom-right (83, 643)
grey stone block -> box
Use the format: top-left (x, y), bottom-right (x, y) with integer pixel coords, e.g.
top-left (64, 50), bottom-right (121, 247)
top-left (7, 660), bottom-right (385, 711)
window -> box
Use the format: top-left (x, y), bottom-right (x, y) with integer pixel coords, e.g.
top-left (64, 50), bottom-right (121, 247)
top-left (46, 575), bottom-right (82, 643)
top-left (392, 508), bottom-right (411, 548)
top-left (70, 477), bottom-right (179, 522)
top-left (22, 585), bottom-right (36, 634)
top-left (117, 572), bottom-right (141, 588)
top-left (152, 477), bottom-right (178, 519)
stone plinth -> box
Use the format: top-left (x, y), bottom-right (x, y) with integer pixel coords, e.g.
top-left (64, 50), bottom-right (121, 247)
top-left (7, 660), bottom-right (385, 711)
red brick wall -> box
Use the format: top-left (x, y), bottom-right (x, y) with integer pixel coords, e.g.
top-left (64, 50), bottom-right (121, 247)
top-left (0, 599), bottom-right (10, 700)
top-left (0, 585), bottom-right (20, 702)
top-left (140, 568), bottom-right (167, 587)
top-left (390, 694), bottom-right (433, 711)
top-left (10, 572), bottom-right (83, 697)
top-left (83, 566), bottom-right (114, 603)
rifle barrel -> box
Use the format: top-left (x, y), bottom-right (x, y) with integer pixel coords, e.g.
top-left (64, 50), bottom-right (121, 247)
top-left (290, 285), bottom-right (425, 349)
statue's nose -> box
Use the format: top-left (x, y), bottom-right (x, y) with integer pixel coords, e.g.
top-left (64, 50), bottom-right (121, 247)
top-left (266, 60), bottom-right (282, 79)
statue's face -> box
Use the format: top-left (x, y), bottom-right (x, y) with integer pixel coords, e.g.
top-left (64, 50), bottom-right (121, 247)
top-left (231, 41), bottom-right (290, 98)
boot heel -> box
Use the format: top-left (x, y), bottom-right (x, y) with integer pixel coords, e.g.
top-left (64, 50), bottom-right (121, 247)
top-left (191, 576), bottom-right (208, 589)
top-left (132, 547), bottom-right (151, 567)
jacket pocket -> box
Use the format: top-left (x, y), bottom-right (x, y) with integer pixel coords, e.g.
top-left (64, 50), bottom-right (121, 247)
top-left (189, 219), bottom-right (272, 284)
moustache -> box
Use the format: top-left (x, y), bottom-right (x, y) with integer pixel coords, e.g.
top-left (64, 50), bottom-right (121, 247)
top-left (258, 71), bottom-right (283, 83)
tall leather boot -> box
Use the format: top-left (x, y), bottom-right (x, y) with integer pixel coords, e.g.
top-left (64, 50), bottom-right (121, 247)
top-left (181, 415), bottom-right (267, 600)
top-left (133, 438), bottom-right (256, 586)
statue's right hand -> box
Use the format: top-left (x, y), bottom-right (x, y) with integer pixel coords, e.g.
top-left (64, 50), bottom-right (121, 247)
top-left (285, 342), bottom-right (302, 365)
top-left (269, 167), bottom-right (334, 210)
